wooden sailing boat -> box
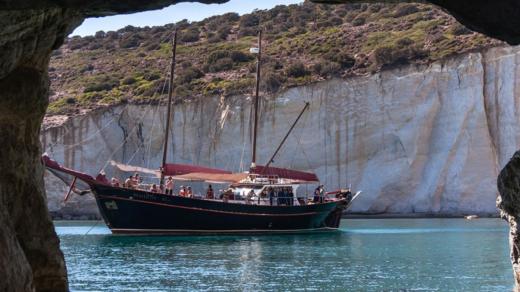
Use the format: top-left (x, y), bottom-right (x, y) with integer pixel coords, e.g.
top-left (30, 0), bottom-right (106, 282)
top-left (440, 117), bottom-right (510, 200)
top-left (42, 30), bottom-right (357, 235)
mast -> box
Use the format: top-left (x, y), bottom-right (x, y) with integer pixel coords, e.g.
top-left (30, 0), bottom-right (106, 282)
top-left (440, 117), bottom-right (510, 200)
top-left (160, 29), bottom-right (178, 186)
top-left (251, 29), bottom-right (262, 169)
top-left (264, 102), bottom-right (310, 170)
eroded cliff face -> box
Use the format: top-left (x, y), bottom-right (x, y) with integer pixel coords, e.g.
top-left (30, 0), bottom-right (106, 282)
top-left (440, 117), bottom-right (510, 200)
top-left (42, 45), bottom-right (520, 217)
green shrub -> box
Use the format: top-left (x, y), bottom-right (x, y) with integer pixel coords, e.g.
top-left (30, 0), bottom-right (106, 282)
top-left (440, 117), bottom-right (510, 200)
top-left (178, 67), bottom-right (204, 84)
top-left (221, 12), bottom-right (240, 22)
top-left (119, 35), bottom-right (141, 48)
top-left (373, 39), bottom-right (425, 68)
top-left (329, 17), bottom-right (343, 26)
top-left (83, 75), bottom-right (119, 93)
top-left (238, 27), bottom-right (257, 37)
top-left (285, 62), bottom-right (308, 78)
top-left (121, 77), bottom-right (136, 85)
top-left (262, 71), bottom-right (283, 93)
top-left (207, 50), bottom-right (230, 64)
top-left (393, 4), bottom-right (420, 17)
top-left (207, 57), bottom-right (234, 72)
top-left (368, 4), bottom-right (383, 13)
top-left (143, 72), bottom-right (161, 81)
top-left (230, 50), bottom-right (252, 63)
top-left (206, 50), bottom-right (252, 66)
top-left (240, 14), bottom-right (259, 27)
top-left (352, 16), bottom-right (366, 26)
top-left (65, 97), bottom-right (76, 104)
top-left (323, 50), bottom-right (355, 69)
top-left (313, 61), bottom-right (342, 77)
top-left (174, 85), bottom-right (191, 97)
top-left (450, 24), bottom-right (473, 36)
top-left (180, 28), bottom-right (200, 43)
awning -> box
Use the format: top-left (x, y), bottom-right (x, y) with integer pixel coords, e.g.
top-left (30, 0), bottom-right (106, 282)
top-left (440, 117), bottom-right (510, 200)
top-left (171, 172), bottom-right (249, 184)
top-left (250, 165), bottom-right (319, 183)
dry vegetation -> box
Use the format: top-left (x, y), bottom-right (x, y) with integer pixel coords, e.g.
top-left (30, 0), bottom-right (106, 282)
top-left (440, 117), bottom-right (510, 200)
top-left (47, 1), bottom-right (501, 115)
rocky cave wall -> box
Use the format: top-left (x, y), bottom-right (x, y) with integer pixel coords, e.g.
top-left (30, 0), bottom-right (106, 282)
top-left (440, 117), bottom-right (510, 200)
top-left (43, 45), bottom-right (520, 218)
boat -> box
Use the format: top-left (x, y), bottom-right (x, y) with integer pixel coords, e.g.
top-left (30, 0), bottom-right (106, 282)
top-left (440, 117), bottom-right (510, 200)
top-left (43, 29), bottom-right (360, 235)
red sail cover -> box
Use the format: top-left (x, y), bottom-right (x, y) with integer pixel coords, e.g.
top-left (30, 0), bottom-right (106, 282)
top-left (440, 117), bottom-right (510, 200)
top-left (162, 163), bottom-right (232, 176)
top-left (250, 165), bottom-right (319, 183)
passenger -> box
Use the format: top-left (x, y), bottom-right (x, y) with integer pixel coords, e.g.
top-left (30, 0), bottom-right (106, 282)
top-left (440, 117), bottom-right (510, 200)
top-left (206, 184), bottom-right (214, 199)
top-left (246, 189), bottom-right (255, 204)
top-left (96, 171), bottom-right (109, 184)
top-left (111, 177), bottom-right (120, 187)
top-left (319, 185), bottom-right (325, 203)
top-left (268, 187), bottom-right (275, 206)
top-left (187, 186), bottom-right (193, 198)
top-left (288, 188), bottom-right (294, 206)
top-left (225, 189), bottom-right (234, 200)
top-left (150, 184), bottom-right (158, 193)
top-left (278, 188), bottom-right (283, 205)
top-left (165, 176), bottom-right (174, 195)
top-left (313, 186), bottom-right (321, 203)
top-left (222, 192), bottom-right (229, 203)
top-left (179, 185), bottom-right (186, 197)
top-left (132, 173), bottom-right (141, 189)
top-left (345, 187), bottom-right (353, 201)
top-left (124, 175), bottom-right (133, 188)
top-left (259, 189), bottom-right (266, 204)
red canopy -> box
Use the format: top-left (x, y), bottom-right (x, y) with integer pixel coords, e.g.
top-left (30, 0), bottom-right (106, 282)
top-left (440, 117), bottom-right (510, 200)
top-left (250, 165), bottom-right (319, 183)
top-left (162, 163), bottom-right (232, 176)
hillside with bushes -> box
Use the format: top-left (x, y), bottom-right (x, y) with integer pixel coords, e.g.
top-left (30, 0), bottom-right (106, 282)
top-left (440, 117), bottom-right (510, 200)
top-left (47, 1), bottom-right (501, 115)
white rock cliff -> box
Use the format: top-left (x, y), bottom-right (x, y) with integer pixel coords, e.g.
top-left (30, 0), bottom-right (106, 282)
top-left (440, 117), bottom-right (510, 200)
top-left (42, 46), bottom-right (520, 217)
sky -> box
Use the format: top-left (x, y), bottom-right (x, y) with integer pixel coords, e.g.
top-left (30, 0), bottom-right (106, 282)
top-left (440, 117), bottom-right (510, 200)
top-left (72, 0), bottom-right (303, 37)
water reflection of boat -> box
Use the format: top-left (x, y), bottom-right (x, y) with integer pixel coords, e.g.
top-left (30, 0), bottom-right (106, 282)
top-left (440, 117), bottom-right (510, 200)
top-left (43, 30), bottom-right (359, 235)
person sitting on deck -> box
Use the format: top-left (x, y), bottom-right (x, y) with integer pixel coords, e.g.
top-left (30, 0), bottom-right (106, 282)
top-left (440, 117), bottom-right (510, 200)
top-left (179, 185), bottom-right (186, 197)
top-left (186, 186), bottom-right (193, 198)
top-left (132, 173), bottom-right (141, 189)
top-left (165, 176), bottom-right (174, 195)
top-left (111, 177), bottom-right (120, 187)
top-left (246, 189), bottom-right (255, 204)
top-left (222, 188), bottom-right (233, 202)
top-left (150, 184), bottom-right (159, 193)
top-left (206, 184), bottom-right (214, 199)
top-left (96, 171), bottom-right (109, 184)
top-left (124, 176), bottom-right (133, 188)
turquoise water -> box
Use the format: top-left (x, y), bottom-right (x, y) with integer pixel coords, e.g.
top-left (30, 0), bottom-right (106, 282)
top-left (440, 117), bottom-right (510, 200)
top-left (56, 219), bottom-right (513, 291)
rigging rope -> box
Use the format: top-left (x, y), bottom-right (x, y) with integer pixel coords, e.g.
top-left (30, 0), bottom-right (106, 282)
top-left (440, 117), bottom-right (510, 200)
top-left (142, 67), bottom-right (170, 168)
top-left (99, 66), bottom-right (173, 173)
top-left (46, 112), bottom-right (120, 153)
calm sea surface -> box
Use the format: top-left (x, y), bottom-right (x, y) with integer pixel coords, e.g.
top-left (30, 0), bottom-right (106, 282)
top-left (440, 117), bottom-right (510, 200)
top-left (56, 219), bottom-right (512, 291)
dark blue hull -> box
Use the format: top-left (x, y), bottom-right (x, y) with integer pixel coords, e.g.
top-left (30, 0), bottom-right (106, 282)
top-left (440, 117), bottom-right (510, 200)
top-left (91, 184), bottom-right (347, 235)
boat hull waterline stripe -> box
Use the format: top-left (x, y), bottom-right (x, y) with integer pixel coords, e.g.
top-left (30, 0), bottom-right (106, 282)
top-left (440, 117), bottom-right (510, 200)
top-left (97, 194), bottom-right (324, 217)
top-left (110, 227), bottom-right (338, 234)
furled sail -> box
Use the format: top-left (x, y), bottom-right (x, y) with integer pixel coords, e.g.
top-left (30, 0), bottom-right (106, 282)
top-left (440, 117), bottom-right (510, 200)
top-left (171, 172), bottom-right (249, 184)
top-left (162, 163), bottom-right (232, 176)
top-left (250, 165), bottom-right (319, 183)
